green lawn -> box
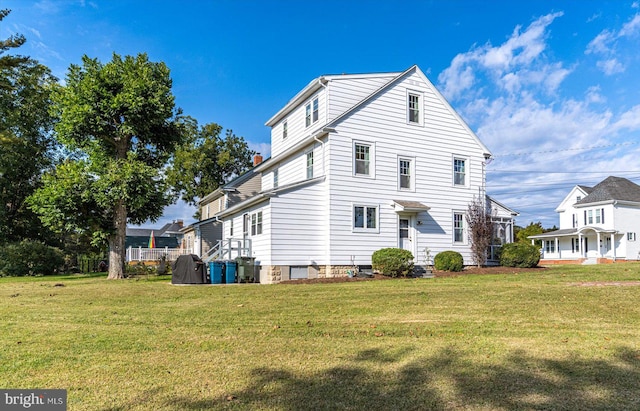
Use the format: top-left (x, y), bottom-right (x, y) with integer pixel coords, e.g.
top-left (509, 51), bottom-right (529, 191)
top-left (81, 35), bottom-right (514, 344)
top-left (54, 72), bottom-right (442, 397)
top-left (1, 264), bottom-right (640, 410)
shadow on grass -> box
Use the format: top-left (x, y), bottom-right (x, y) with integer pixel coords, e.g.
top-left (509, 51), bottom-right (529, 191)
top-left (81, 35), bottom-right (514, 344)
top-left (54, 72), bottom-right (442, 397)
top-left (101, 346), bottom-right (640, 410)
top-left (170, 346), bottom-right (639, 411)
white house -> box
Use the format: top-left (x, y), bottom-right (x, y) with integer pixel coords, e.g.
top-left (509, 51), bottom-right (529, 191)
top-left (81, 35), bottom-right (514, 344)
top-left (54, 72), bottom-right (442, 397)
top-left (202, 65), bottom-right (515, 283)
top-left (529, 176), bottom-right (640, 264)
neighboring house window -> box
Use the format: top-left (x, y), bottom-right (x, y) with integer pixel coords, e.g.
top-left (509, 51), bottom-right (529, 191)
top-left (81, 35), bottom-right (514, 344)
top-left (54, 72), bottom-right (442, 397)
top-left (273, 169), bottom-right (279, 189)
top-left (545, 240), bottom-right (556, 253)
top-left (588, 210), bottom-right (593, 225)
top-left (312, 98), bottom-right (319, 122)
top-left (408, 92), bottom-right (420, 124)
top-left (576, 196), bottom-right (582, 202)
top-left (595, 208), bottom-right (601, 224)
top-left (399, 158), bottom-right (413, 190)
top-left (305, 103), bottom-right (311, 127)
top-left (453, 158), bottom-right (466, 186)
top-left (354, 142), bottom-right (373, 176)
top-left (571, 238), bottom-right (579, 252)
top-left (453, 212), bottom-right (464, 243)
top-left (306, 151), bottom-right (314, 179)
top-left (229, 221), bottom-right (233, 237)
top-left (583, 210), bottom-right (587, 225)
top-left (354, 205), bottom-right (377, 230)
top-left (251, 211), bottom-right (263, 236)
top-left (283, 120), bottom-right (288, 139)
top-left (628, 232), bottom-right (636, 241)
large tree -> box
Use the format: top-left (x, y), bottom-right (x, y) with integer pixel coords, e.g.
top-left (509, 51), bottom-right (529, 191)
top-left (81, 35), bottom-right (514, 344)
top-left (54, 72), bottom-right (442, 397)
top-left (0, 9), bottom-right (58, 244)
top-left (29, 53), bottom-right (187, 278)
top-left (167, 122), bottom-right (255, 208)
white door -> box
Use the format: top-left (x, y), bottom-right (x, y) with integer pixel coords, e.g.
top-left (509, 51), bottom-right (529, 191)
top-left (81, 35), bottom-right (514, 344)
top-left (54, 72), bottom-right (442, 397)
top-left (399, 217), bottom-right (413, 252)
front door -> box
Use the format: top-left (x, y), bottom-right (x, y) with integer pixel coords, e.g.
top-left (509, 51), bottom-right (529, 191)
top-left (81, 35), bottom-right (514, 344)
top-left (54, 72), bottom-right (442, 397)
top-left (399, 217), bottom-right (413, 253)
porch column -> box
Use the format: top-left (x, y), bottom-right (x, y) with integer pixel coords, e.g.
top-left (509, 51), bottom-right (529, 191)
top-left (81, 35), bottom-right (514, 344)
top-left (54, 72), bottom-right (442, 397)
top-left (555, 237), bottom-right (559, 258)
top-left (578, 233), bottom-right (583, 257)
top-left (611, 234), bottom-right (616, 261)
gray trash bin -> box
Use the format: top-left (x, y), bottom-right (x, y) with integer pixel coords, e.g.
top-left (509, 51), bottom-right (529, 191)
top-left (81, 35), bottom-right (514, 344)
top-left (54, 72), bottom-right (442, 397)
top-left (236, 256), bottom-right (255, 282)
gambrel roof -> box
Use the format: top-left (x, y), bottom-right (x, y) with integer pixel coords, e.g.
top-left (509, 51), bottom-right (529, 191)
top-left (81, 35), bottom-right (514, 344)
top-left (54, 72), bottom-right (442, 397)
top-left (576, 176), bottom-right (640, 205)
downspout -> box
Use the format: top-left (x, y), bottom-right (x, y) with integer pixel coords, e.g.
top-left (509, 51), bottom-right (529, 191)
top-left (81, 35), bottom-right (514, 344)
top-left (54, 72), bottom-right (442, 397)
top-left (316, 77), bottom-right (329, 176)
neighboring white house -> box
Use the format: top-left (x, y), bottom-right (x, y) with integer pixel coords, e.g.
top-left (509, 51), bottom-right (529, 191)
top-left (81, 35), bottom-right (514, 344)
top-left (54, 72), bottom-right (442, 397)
top-left (529, 176), bottom-right (640, 264)
top-left (188, 65), bottom-right (517, 283)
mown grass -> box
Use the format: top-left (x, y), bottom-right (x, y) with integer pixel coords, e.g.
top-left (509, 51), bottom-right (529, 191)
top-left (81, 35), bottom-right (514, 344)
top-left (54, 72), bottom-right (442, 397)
top-left (1, 264), bottom-right (640, 410)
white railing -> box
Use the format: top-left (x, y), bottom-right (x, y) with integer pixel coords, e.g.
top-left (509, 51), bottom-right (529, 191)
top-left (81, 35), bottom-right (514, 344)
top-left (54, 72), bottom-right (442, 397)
top-left (202, 238), bottom-right (252, 263)
top-left (126, 246), bottom-right (193, 262)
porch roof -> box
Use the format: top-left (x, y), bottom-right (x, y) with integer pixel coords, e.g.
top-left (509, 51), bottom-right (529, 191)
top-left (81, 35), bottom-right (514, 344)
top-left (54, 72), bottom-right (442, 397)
top-left (529, 226), bottom-right (617, 239)
top-left (392, 200), bottom-right (430, 213)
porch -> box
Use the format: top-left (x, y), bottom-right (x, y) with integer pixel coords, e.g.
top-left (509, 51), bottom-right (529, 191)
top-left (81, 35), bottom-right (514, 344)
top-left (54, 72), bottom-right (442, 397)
top-left (126, 246), bottom-right (193, 263)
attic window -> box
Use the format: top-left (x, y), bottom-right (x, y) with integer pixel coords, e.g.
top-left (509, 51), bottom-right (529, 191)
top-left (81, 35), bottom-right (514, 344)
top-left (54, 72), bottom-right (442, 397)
top-left (283, 120), bottom-right (288, 139)
top-left (407, 91), bottom-right (422, 125)
top-left (306, 97), bottom-right (319, 127)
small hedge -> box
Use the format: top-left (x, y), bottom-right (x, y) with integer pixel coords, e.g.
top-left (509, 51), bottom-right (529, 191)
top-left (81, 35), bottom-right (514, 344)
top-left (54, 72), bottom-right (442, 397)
top-left (0, 240), bottom-right (65, 276)
top-left (434, 250), bottom-right (464, 272)
top-left (372, 248), bottom-right (414, 277)
top-left (500, 242), bottom-right (540, 268)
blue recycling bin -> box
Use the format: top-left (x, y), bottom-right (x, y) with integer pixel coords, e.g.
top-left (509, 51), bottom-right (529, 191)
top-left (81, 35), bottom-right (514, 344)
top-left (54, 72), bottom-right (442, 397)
top-left (225, 260), bottom-right (237, 284)
top-left (209, 261), bottom-right (224, 284)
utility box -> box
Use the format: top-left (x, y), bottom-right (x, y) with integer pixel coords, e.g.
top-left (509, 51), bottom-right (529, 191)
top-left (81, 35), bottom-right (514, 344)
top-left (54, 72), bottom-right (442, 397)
top-left (236, 256), bottom-right (256, 282)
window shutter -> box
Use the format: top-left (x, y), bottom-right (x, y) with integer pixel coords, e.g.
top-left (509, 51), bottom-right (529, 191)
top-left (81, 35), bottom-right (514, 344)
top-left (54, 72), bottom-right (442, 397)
top-left (601, 208), bottom-right (605, 224)
top-left (584, 210), bottom-right (587, 225)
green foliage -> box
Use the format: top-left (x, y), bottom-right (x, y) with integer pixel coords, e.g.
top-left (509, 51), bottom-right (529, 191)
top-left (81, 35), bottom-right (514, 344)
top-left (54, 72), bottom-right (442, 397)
top-left (371, 248), bottom-right (414, 277)
top-left (30, 53), bottom-right (188, 278)
top-left (0, 240), bottom-right (64, 276)
top-left (500, 242), bottom-right (540, 268)
top-left (0, 10), bottom-right (59, 245)
top-left (434, 250), bottom-right (464, 272)
top-left (167, 122), bottom-right (256, 207)
top-left (516, 222), bottom-right (544, 246)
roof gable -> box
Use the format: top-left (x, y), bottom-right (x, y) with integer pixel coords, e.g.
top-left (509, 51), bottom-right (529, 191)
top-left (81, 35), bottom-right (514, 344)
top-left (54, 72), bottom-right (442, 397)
top-left (325, 65), bottom-right (492, 157)
top-left (555, 185), bottom-right (591, 212)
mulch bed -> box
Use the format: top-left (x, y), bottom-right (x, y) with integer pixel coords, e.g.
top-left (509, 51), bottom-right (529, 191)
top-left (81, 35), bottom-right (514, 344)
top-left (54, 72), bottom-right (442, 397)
top-left (280, 266), bottom-right (547, 284)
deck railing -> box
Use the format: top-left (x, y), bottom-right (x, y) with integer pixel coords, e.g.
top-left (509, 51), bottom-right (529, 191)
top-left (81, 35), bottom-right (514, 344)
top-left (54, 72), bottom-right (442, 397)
top-left (126, 246), bottom-right (193, 262)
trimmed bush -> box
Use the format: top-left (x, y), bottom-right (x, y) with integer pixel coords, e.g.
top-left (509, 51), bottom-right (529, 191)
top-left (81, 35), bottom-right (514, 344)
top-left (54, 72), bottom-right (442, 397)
top-left (0, 240), bottom-right (65, 276)
top-left (372, 248), bottom-right (414, 277)
top-left (500, 242), bottom-right (540, 268)
top-left (434, 250), bottom-right (464, 272)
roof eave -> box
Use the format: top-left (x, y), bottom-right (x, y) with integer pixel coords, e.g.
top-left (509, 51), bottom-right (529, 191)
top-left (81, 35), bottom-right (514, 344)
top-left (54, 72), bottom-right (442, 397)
top-left (265, 77), bottom-right (328, 127)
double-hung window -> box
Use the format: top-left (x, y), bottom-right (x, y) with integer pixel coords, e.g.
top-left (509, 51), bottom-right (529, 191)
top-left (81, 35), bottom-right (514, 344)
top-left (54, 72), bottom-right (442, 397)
top-left (354, 143), bottom-right (371, 176)
top-left (453, 212), bottom-right (464, 243)
top-left (273, 169), bottom-right (279, 189)
top-left (282, 120), bottom-right (288, 139)
top-left (251, 211), bottom-right (263, 236)
top-left (354, 205), bottom-right (378, 231)
top-left (408, 92), bottom-right (420, 124)
top-left (454, 158), bottom-right (466, 186)
top-left (306, 151), bottom-right (314, 179)
top-left (398, 158), bottom-right (413, 190)
top-left (628, 232), bottom-right (636, 241)
top-left (588, 210), bottom-right (593, 224)
top-left (306, 97), bottom-right (319, 127)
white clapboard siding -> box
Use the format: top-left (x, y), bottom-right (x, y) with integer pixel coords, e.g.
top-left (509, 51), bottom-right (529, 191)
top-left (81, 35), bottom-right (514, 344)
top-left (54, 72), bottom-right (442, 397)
top-left (326, 75), bottom-right (397, 121)
top-left (325, 69), bottom-right (488, 265)
top-left (270, 90), bottom-right (327, 159)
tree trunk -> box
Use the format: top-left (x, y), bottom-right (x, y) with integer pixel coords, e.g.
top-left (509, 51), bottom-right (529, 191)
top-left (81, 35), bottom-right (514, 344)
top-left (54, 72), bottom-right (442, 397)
top-left (107, 199), bottom-right (127, 279)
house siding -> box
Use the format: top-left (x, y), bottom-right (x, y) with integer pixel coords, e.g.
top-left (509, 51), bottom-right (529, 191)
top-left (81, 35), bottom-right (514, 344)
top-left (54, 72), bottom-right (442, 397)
top-left (326, 71), bottom-right (487, 265)
top-left (270, 89), bottom-right (327, 159)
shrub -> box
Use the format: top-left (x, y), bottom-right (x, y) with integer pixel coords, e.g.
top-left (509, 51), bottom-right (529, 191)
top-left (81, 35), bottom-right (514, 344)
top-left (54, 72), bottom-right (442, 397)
top-left (0, 240), bottom-right (65, 276)
top-left (500, 242), bottom-right (540, 268)
top-left (371, 248), bottom-right (414, 277)
top-left (434, 250), bottom-right (464, 272)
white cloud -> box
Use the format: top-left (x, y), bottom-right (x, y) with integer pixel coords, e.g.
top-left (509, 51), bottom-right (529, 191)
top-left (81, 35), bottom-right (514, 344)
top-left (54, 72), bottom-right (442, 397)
top-left (438, 12), bottom-right (565, 101)
top-left (586, 12), bottom-right (640, 74)
top-left (596, 58), bottom-right (625, 75)
top-left (612, 104), bottom-right (640, 131)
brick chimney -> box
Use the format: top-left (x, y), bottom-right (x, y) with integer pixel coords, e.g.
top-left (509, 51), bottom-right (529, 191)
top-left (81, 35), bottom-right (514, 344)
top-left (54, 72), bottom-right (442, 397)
top-left (253, 153), bottom-right (263, 166)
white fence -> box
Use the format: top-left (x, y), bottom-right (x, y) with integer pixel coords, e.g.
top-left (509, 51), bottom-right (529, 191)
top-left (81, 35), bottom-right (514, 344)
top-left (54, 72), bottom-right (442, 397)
top-left (126, 247), bottom-right (193, 262)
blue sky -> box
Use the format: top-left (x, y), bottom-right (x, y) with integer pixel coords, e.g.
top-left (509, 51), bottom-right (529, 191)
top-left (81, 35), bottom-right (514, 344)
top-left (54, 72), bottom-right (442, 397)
top-left (4, 0), bottom-right (640, 230)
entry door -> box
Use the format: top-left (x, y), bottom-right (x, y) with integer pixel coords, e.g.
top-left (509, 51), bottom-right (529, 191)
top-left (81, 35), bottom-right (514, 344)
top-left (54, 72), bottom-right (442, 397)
top-left (399, 217), bottom-right (413, 252)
